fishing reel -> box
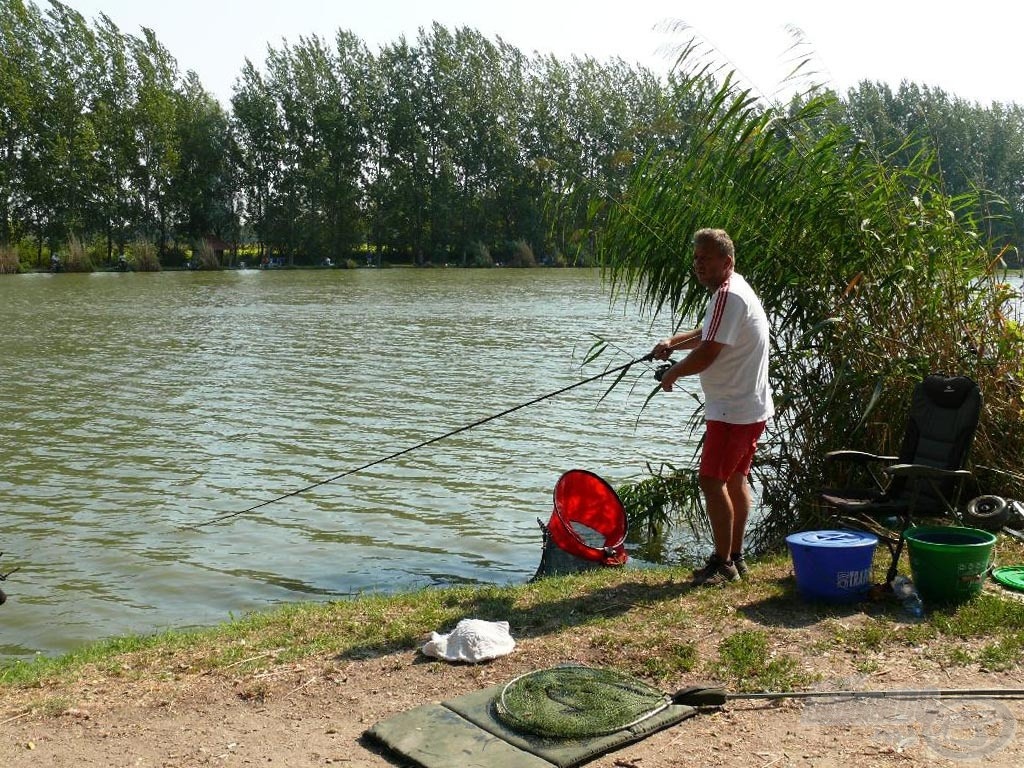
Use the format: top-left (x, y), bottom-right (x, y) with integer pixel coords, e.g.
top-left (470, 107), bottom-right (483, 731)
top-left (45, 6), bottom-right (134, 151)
top-left (654, 360), bottom-right (676, 381)
top-left (963, 496), bottom-right (1024, 531)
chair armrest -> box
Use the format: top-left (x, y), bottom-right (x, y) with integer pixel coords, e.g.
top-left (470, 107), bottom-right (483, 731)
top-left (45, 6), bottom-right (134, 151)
top-left (882, 464), bottom-right (973, 480)
top-left (824, 450), bottom-right (899, 465)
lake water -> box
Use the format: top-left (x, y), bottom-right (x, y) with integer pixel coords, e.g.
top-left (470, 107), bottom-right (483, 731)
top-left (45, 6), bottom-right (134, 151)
top-left (0, 268), bottom-right (700, 660)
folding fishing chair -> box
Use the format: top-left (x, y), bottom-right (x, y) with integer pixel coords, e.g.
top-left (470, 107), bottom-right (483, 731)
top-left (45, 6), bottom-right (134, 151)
top-left (819, 374), bottom-right (982, 585)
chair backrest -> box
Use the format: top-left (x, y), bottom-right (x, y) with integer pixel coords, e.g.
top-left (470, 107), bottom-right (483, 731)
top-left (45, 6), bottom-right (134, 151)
top-left (890, 374), bottom-right (982, 508)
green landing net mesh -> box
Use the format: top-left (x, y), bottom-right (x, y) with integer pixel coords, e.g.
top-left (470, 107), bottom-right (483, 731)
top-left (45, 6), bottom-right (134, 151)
top-left (493, 665), bottom-right (671, 739)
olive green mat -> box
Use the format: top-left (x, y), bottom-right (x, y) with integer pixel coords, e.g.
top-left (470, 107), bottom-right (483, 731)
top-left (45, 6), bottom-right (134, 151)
top-left (364, 683), bottom-right (697, 768)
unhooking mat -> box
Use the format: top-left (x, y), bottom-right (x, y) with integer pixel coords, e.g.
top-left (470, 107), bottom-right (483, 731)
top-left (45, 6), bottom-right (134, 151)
top-left (364, 682), bottom-right (697, 768)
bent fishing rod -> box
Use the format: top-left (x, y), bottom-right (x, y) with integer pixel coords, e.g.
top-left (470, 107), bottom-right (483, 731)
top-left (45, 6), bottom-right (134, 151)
top-left (189, 351), bottom-right (666, 529)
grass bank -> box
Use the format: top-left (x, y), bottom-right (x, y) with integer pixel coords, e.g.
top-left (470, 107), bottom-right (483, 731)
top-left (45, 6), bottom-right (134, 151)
top-left (3, 543), bottom-right (1024, 702)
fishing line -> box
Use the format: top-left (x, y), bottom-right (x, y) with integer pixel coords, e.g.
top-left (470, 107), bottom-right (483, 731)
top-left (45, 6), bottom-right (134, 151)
top-left (188, 352), bottom-right (658, 529)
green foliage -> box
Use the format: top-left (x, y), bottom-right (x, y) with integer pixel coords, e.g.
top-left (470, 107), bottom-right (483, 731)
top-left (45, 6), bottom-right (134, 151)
top-left (830, 616), bottom-right (935, 650)
top-left (976, 632), bottom-right (1024, 670)
top-left (842, 81), bottom-right (1024, 263)
top-left (814, 590), bottom-right (1024, 671)
top-left (597, 46), bottom-right (1024, 552)
top-left (928, 592), bottom-right (1024, 636)
top-left (637, 639), bottom-right (698, 680)
top-left (618, 463), bottom-right (707, 555)
top-left (712, 630), bottom-right (812, 692)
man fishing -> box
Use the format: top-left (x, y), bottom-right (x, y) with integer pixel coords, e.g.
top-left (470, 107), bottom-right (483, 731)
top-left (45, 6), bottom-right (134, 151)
top-left (650, 228), bottom-right (774, 586)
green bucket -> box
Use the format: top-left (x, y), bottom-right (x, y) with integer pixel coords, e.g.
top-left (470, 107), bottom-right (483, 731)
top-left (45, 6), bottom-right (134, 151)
top-left (904, 525), bottom-right (997, 606)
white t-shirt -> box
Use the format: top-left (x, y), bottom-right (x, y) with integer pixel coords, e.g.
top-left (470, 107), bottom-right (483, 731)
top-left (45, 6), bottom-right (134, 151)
top-left (699, 272), bottom-right (774, 424)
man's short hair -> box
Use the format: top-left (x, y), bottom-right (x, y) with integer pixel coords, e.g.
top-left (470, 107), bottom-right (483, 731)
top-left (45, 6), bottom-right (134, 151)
top-left (693, 228), bottom-right (735, 260)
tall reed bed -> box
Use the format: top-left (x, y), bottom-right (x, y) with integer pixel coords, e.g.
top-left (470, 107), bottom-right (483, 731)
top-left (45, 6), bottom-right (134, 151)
top-left (595, 51), bottom-right (1024, 551)
top-left (195, 240), bottom-right (221, 270)
top-left (0, 246), bottom-right (19, 273)
top-left (130, 240), bottom-right (161, 272)
top-left (63, 236), bottom-right (94, 272)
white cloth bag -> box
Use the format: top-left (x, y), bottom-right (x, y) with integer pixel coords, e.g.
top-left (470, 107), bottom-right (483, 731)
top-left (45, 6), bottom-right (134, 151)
top-left (421, 618), bottom-right (516, 663)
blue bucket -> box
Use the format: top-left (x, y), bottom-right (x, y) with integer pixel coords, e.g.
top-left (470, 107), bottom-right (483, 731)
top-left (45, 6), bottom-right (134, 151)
top-left (786, 530), bottom-right (879, 603)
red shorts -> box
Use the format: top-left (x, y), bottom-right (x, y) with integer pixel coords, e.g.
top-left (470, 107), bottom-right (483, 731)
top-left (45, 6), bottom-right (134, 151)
top-left (699, 420), bottom-right (767, 481)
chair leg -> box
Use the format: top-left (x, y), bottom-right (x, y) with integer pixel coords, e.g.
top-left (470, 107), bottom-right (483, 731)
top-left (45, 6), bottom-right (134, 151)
top-left (886, 534), bottom-right (906, 586)
top-left (884, 515), bottom-right (912, 586)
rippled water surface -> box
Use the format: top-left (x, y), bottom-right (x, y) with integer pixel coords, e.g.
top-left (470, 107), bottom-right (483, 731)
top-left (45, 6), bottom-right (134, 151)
top-left (1, 268), bottom-right (701, 659)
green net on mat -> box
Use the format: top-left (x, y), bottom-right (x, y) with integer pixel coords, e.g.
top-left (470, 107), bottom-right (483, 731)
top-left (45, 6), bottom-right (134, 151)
top-left (494, 665), bottom-right (671, 739)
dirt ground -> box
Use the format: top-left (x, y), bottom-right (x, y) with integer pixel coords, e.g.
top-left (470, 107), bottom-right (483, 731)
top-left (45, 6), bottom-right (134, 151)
top-left (2, 610), bottom-right (1022, 768)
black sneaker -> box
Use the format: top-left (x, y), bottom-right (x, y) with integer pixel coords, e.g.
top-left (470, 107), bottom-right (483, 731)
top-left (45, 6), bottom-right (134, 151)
top-left (691, 554), bottom-right (740, 586)
top-left (731, 552), bottom-right (749, 578)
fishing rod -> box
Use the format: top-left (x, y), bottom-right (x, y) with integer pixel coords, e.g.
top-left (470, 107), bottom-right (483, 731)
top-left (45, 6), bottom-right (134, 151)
top-left (189, 351), bottom-right (661, 529)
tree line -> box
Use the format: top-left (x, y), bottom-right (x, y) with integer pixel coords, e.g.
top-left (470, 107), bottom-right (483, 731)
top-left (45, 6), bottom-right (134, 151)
top-left (1, 0), bottom-right (1022, 271)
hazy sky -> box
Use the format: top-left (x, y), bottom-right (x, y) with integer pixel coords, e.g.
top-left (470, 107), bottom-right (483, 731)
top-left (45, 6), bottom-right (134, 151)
top-left (59, 1), bottom-right (1024, 108)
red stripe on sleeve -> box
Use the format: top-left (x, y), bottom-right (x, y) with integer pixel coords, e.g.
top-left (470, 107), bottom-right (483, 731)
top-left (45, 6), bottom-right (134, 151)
top-left (705, 278), bottom-right (730, 341)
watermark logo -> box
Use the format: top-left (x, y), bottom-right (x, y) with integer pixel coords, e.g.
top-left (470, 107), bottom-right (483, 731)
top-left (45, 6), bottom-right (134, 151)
top-left (835, 568), bottom-right (871, 590)
top-left (799, 683), bottom-right (1016, 760)
top-left (957, 560), bottom-right (989, 583)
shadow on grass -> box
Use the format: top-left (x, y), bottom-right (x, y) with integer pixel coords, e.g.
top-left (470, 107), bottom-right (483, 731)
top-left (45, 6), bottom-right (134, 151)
top-left (739, 575), bottom-right (903, 629)
top-left (334, 570), bottom-right (700, 663)
top-left (331, 562), bottom-right (919, 665)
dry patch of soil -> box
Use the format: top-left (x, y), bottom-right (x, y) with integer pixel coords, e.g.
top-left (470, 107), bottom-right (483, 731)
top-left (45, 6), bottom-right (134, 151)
top-left (2, 576), bottom-right (1022, 767)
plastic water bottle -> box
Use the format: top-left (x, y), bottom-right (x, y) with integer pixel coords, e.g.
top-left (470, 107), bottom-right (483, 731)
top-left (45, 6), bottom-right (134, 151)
top-left (903, 592), bottom-right (925, 618)
top-left (891, 575), bottom-right (924, 617)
